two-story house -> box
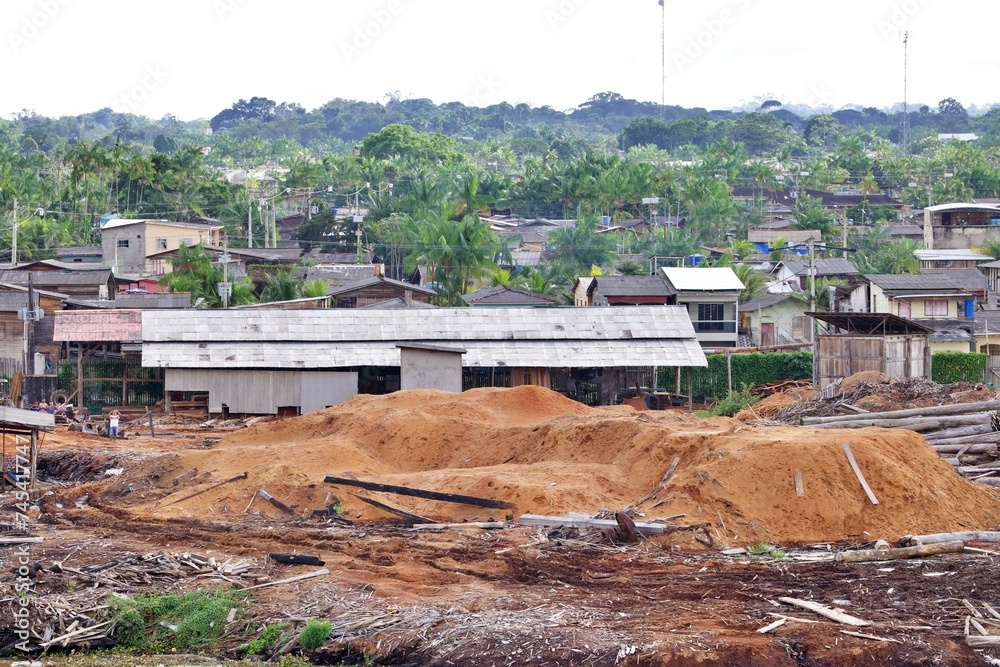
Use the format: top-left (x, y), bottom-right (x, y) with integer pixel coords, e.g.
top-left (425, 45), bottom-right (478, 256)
top-left (101, 219), bottom-right (223, 276)
top-left (660, 267), bottom-right (743, 349)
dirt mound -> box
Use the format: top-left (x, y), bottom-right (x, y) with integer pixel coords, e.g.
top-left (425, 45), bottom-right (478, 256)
top-left (99, 386), bottom-right (1000, 546)
top-left (852, 396), bottom-right (893, 412)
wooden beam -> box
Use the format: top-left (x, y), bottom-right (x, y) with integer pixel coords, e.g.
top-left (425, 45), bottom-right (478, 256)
top-left (842, 442), bottom-right (879, 505)
top-left (518, 513), bottom-right (672, 536)
top-left (324, 476), bottom-right (514, 509)
top-left (802, 401), bottom-right (1000, 425)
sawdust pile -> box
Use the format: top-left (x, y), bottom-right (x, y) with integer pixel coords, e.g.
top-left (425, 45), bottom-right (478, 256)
top-left (115, 386), bottom-right (1000, 545)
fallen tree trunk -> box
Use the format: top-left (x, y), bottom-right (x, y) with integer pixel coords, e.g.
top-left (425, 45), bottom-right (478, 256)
top-left (834, 540), bottom-right (966, 563)
top-left (801, 401), bottom-right (1000, 425)
top-left (977, 478), bottom-right (1000, 488)
top-left (324, 475), bottom-right (515, 509)
top-left (901, 532), bottom-right (1000, 547)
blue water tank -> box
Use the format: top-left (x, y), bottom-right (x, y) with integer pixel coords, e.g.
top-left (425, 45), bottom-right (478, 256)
top-left (688, 254), bottom-right (703, 267)
top-left (965, 299), bottom-right (975, 318)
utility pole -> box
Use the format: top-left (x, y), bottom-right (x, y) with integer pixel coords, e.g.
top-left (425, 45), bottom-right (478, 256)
top-left (901, 30), bottom-right (911, 156)
top-left (660, 0), bottom-right (666, 119)
top-left (11, 197), bottom-right (17, 267)
top-left (809, 239), bottom-right (816, 343)
top-left (247, 190), bottom-right (253, 249)
top-left (841, 209), bottom-right (849, 259)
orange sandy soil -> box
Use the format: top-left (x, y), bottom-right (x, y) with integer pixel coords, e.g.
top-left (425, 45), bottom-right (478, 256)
top-left (8, 386), bottom-right (1000, 666)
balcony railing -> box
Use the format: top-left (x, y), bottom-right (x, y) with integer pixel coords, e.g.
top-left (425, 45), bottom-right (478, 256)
top-left (692, 320), bottom-right (737, 334)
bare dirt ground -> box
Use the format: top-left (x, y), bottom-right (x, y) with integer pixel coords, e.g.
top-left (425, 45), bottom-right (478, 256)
top-left (4, 386), bottom-right (1000, 666)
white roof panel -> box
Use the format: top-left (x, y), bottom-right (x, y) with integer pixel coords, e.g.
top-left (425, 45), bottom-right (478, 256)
top-left (661, 267), bottom-right (744, 291)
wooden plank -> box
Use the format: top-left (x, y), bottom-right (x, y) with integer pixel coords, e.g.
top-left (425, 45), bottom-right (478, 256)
top-left (161, 472), bottom-right (248, 507)
top-left (256, 489), bottom-right (296, 516)
top-left (841, 630), bottom-right (900, 643)
top-left (518, 513), bottom-right (671, 536)
top-left (324, 475), bottom-right (514, 509)
top-left (777, 597), bottom-right (871, 627)
top-left (966, 636), bottom-right (1000, 648)
top-left (842, 442), bottom-right (879, 505)
top-left (171, 468), bottom-right (197, 486)
top-left (354, 494), bottom-right (434, 524)
top-left (794, 472), bottom-right (804, 497)
top-left (756, 618), bottom-right (786, 634)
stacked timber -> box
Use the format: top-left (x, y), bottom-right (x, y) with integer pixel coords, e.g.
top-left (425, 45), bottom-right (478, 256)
top-left (801, 400), bottom-right (1000, 486)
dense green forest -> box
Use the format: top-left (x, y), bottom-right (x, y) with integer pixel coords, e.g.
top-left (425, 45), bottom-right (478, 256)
top-left (1, 91), bottom-right (999, 305)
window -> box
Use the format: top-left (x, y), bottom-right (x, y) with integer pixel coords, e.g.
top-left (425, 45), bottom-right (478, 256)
top-left (924, 299), bottom-right (947, 317)
top-left (156, 238), bottom-right (168, 250)
top-left (698, 303), bottom-right (725, 331)
top-left (117, 239), bottom-right (129, 248)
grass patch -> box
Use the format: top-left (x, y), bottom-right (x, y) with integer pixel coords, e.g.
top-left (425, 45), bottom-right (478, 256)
top-left (109, 588), bottom-right (245, 653)
top-left (241, 622), bottom-right (290, 656)
top-left (748, 542), bottom-right (787, 559)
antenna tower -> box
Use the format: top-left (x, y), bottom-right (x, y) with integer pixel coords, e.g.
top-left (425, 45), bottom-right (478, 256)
top-left (901, 30), bottom-right (911, 155)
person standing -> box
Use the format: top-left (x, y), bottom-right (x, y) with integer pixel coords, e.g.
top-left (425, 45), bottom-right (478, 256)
top-left (108, 410), bottom-right (121, 439)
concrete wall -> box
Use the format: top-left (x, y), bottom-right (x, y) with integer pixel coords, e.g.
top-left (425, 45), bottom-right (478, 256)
top-left (166, 369), bottom-right (358, 414)
top-left (102, 226), bottom-right (147, 275)
top-left (399, 348), bottom-right (463, 392)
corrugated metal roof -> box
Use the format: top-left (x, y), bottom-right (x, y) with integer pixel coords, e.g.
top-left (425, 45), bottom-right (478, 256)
top-left (102, 218), bottom-right (223, 230)
top-left (326, 276), bottom-right (437, 297)
top-left (143, 339), bottom-right (706, 370)
top-left (140, 306), bottom-right (706, 369)
top-left (914, 249), bottom-right (993, 261)
top-left (866, 272), bottom-right (981, 291)
top-left (0, 292), bottom-right (36, 312)
top-left (661, 267), bottom-right (744, 291)
top-left (592, 275), bottom-right (675, 297)
top-left (925, 203), bottom-right (1000, 213)
top-left (461, 286), bottom-right (554, 305)
top-left (779, 258), bottom-right (859, 277)
top-left (359, 298), bottom-right (438, 310)
top-left (738, 293), bottom-right (799, 312)
top-left (0, 270), bottom-right (112, 286)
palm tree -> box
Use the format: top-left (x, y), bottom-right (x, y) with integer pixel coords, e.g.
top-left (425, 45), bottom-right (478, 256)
top-left (261, 268), bottom-right (301, 302)
top-left (160, 244), bottom-right (258, 307)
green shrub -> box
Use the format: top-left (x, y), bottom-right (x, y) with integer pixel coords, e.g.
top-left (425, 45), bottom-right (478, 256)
top-left (710, 388), bottom-right (761, 417)
top-left (932, 352), bottom-right (986, 385)
top-left (297, 619), bottom-right (332, 650)
top-left (109, 589), bottom-right (243, 652)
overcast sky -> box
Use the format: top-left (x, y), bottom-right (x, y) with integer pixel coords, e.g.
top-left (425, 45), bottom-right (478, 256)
top-left (1, 0), bottom-right (993, 121)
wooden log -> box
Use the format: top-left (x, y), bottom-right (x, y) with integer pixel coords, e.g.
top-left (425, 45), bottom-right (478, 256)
top-left (0, 536), bottom-right (43, 544)
top-left (842, 442), bottom-right (879, 505)
top-left (324, 475), bottom-right (514, 509)
top-left (810, 418), bottom-right (945, 431)
top-left (802, 401), bottom-right (1000, 425)
top-left (171, 468), bottom-right (197, 486)
top-left (976, 478), bottom-right (1000, 488)
top-left (161, 472), bottom-right (248, 507)
top-left (957, 464), bottom-right (1000, 475)
top-left (757, 618), bottom-right (786, 634)
top-left (409, 522), bottom-right (506, 531)
top-left (924, 424), bottom-right (996, 441)
top-left (268, 553), bottom-right (325, 566)
top-left (777, 597), bottom-right (871, 626)
top-left (924, 432), bottom-right (1000, 447)
top-left (519, 513), bottom-right (671, 536)
top-left (931, 443), bottom-right (997, 454)
top-left (240, 568), bottom-right (329, 591)
top-left (902, 532), bottom-right (1000, 547)
top-left (966, 636), bottom-right (1000, 648)
top-left (834, 540), bottom-right (966, 563)
top-left (256, 489), bottom-right (296, 516)
top-left (354, 494), bottom-right (434, 524)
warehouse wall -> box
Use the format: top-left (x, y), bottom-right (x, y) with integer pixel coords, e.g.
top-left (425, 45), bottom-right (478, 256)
top-left (165, 369), bottom-right (358, 415)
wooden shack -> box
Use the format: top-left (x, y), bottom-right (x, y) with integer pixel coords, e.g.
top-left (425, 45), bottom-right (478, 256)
top-left (808, 312), bottom-right (933, 391)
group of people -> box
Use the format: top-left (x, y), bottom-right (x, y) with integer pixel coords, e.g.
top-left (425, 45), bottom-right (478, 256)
top-left (29, 400), bottom-right (58, 414)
